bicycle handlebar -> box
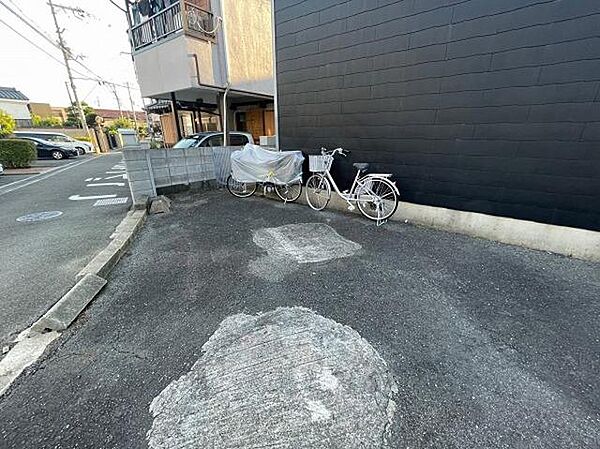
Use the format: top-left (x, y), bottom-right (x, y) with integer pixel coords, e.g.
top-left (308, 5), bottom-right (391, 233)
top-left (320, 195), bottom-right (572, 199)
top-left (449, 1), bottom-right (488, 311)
top-left (320, 147), bottom-right (350, 157)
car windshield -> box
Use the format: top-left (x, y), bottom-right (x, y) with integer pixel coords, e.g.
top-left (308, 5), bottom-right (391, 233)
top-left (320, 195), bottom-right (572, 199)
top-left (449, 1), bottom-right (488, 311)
top-left (49, 135), bottom-right (74, 142)
top-left (173, 137), bottom-right (200, 148)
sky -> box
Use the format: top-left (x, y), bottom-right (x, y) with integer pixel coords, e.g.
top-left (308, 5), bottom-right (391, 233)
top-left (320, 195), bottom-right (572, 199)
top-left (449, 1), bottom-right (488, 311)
top-left (0, 0), bottom-right (143, 111)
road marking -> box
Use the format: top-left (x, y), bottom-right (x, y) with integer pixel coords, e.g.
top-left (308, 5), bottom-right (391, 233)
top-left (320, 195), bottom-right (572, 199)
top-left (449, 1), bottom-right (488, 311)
top-left (103, 173), bottom-right (128, 180)
top-left (69, 194), bottom-right (117, 201)
top-left (16, 211), bottom-right (63, 222)
top-left (147, 307), bottom-right (397, 449)
top-left (93, 197), bottom-right (128, 206)
top-left (85, 177), bottom-right (103, 182)
top-left (0, 158), bottom-right (94, 197)
top-left (86, 182), bottom-right (125, 187)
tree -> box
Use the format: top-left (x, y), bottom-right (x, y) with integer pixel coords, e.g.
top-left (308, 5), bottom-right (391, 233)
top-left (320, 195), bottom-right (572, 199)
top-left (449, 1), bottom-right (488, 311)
top-left (32, 114), bottom-right (63, 128)
top-left (105, 117), bottom-right (136, 135)
top-left (64, 101), bottom-right (95, 128)
top-left (0, 109), bottom-right (16, 138)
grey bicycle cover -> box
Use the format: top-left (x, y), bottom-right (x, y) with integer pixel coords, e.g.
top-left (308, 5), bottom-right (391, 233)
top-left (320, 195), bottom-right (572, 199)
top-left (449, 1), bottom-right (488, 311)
top-left (230, 144), bottom-right (304, 184)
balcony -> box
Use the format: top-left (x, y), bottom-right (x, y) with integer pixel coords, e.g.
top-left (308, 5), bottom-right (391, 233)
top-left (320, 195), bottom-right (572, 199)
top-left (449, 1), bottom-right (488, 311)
top-left (130, 0), bottom-right (215, 52)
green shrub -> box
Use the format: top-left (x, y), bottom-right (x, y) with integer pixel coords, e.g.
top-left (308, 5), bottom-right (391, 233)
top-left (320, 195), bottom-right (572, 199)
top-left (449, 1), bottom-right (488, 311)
top-left (0, 139), bottom-right (37, 168)
top-left (74, 135), bottom-right (91, 142)
top-left (0, 109), bottom-right (16, 138)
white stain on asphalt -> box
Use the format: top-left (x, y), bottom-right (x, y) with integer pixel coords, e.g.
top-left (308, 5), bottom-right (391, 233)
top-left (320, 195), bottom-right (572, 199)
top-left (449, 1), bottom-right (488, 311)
top-left (249, 223), bottom-right (362, 281)
top-left (147, 307), bottom-right (397, 449)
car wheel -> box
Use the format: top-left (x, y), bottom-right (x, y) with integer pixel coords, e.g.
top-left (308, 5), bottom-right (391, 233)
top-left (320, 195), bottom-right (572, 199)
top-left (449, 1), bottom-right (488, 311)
top-left (52, 150), bottom-right (64, 160)
top-left (76, 147), bottom-right (85, 155)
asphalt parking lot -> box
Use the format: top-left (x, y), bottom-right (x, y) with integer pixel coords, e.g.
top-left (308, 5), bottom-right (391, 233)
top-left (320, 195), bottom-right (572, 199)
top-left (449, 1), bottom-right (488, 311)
top-left (0, 189), bottom-right (598, 448)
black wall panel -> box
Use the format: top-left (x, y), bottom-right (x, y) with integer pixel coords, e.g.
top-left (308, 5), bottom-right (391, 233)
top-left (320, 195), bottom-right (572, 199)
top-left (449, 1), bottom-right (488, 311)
top-left (274, 0), bottom-right (600, 230)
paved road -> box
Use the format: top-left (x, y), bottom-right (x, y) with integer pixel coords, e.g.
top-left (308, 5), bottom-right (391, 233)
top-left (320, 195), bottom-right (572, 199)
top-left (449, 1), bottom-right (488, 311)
top-left (0, 153), bottom-right (130, 346)
top-left (0, 190), bottom-right (598, 448)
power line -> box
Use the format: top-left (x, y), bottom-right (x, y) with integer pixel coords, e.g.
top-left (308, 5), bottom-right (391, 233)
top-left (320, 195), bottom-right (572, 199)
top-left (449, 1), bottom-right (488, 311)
top-left (0, 0), bottom-right (113, 86)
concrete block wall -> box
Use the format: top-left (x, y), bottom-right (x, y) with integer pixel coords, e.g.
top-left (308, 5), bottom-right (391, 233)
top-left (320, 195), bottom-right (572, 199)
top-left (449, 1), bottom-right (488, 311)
top-left (123, 145), bottom-right (242, 204)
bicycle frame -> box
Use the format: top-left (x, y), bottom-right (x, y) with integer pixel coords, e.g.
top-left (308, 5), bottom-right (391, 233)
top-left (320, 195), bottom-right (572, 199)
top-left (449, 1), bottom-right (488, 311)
top-left (318, 150), bottom-right (398, 209)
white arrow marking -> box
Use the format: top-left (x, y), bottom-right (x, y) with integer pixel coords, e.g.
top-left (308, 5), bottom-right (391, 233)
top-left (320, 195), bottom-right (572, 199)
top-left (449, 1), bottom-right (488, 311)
top-left (85, 177), bottom-right (93, 182)
top-left (104, 173), bottom-right (128, 180)
top-left (87, 182), bottom-right (125, 187)
top-left (105, 171), bottom-right (125, 174)
top-left (69, 194), bottom-right (117, 201)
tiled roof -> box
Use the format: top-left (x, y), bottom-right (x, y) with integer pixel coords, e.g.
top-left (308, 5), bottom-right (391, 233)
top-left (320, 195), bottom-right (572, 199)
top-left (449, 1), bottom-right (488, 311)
top-left (94, 108), bottom-right (147, 119)
top-left (0, 86), bottom-right (29, 101)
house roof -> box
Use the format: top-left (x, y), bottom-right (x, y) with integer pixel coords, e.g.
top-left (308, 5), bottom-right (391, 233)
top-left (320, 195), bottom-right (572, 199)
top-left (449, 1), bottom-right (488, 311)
top-left (0, 86), bottom-right (29, 101)
top-left (94, 108), bottom-right (147, 120)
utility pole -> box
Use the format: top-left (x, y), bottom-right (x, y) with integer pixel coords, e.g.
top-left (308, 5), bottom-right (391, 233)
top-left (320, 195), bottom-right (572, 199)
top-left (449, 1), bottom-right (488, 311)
top-left (126, 82), bottom-right (138, 125)
top-left (107, 82), bottom-right (124, 118)
top-left (48, 0), bottom-right (90, 139)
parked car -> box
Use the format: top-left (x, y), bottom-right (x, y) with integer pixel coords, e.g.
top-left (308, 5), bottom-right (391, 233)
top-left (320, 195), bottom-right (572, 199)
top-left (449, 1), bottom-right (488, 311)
top-left (15, 136), bottom-right (79, 160)
top-left (13, 131), bottom-right (92, 155)
top-left (0, 163), bottom-right (3, 175)
top-left (173, 132), bottom-right (254, 149)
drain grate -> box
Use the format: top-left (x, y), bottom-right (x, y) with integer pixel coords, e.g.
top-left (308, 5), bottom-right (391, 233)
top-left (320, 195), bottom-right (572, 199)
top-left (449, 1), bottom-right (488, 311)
top-left (93, 197), bottom-right (128, 206)
top-left (16, 211), bottom-right (63, 222)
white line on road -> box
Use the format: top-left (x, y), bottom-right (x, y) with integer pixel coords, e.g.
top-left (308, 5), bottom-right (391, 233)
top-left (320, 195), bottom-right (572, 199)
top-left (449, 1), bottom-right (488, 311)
top-left (93, 197), bottom-right (128, 206)
top-left (87, 182), bottom-right (125, 187)
top-left (69, 194), bottom-right (117, 201)
top-left (103, 174), bottom-right (128, 180)
top-left (0, 158), bottom-right (95, 197)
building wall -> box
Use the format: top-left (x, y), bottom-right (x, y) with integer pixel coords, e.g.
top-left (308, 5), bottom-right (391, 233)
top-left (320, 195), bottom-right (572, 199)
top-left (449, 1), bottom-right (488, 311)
top-left (274, 0), bottom-right (600, 231)
top-left (221, 0), bottom-right (274, 95)
top-left (0, 99), bottom-right (31, 120)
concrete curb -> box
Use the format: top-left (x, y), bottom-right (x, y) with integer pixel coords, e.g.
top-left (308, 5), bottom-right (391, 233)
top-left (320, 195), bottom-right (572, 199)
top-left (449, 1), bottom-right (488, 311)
top-left (30, 274), bottom-right (107, 333)
top-left (76, 209), bottom-right (147, 280)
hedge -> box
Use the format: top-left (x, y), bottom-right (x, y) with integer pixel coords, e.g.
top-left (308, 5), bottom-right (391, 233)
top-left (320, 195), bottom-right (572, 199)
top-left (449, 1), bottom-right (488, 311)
top-left (0, 139), bottom-right (37, 168)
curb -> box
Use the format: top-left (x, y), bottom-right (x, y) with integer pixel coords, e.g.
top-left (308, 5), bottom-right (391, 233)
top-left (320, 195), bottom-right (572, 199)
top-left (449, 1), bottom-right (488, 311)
top-left (0, 208), bottom-right (147, 398)
top-left (76, 209), bottom-right (146, 280)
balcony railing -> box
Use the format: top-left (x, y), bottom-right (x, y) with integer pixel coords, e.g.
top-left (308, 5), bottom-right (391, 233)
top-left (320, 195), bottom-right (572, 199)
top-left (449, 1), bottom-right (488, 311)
top-left (130, 0), bottom-right (215, 51)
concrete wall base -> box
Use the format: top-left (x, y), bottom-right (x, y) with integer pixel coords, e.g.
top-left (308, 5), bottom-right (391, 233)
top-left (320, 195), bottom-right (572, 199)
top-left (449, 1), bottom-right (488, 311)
top-left (295, 192), bottom-right (600, 262)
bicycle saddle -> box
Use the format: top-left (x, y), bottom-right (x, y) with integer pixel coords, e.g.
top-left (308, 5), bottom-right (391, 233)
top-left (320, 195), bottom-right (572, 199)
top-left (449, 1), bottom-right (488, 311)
top-left (353, 163), bottom-right (370, 172)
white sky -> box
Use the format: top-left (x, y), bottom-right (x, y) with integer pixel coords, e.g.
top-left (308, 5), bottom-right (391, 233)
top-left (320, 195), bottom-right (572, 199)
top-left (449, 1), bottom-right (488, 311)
top-left (0, 0), bottom-right (143, 111)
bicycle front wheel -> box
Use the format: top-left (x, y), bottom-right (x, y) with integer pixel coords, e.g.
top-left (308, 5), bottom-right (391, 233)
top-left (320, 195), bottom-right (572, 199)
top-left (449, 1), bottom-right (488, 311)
top-left (356, 177), bottom-right (398, 220)
top-left (305, 174), bottom-right (331, 211)
top-left (275, 181), bottom-right (302, 202)
top-left (226, 175), bottom-right (257, 198)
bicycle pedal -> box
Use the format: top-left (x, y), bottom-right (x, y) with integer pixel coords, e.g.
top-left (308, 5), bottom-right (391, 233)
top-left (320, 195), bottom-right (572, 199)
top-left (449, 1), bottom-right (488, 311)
top-left (342, 190), bottom-right (349, 194)
top-left (347, 205), bottom-right (355, 211)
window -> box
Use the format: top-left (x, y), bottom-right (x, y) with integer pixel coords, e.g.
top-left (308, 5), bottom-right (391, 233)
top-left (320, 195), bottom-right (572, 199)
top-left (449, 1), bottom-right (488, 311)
top-left (202, 135), bottom-right (223, 147)
top-left (230, 134), bottom-right (249, 146)
top-left (173, 137), bottom-right (200, 148)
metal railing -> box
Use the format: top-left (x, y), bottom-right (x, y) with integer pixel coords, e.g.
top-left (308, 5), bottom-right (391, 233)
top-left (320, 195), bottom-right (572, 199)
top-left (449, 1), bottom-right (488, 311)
top-left (130, 1), bottom-right (215, 51)
top-left (184, 2), bottom-right (216, 38)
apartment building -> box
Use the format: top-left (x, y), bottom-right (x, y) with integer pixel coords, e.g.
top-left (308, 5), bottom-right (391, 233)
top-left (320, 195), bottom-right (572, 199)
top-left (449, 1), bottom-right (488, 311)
top-left (126, 0), bottom-right (275, 146)
top-left (273, 0), bottom-right (600, 232)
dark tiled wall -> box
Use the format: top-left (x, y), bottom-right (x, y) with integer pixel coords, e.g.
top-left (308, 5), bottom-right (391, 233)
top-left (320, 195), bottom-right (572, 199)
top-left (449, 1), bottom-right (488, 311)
top-left (274, 0), bottom-right (600, 230)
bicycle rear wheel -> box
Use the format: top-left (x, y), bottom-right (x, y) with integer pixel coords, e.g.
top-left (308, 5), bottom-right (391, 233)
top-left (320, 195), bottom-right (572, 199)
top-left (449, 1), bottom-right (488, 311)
top-left (226, 175), bottom-right (257, 198)
top-left (275, 181), bottom-right (302, 202)
top-left (305, 174), bottom-right (331, 211)
top-left (356, 177), bottom-right (398, 220)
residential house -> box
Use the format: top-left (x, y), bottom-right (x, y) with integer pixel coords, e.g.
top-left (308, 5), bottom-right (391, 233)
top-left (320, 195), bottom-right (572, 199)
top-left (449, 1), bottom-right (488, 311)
top-left (28, 102), bottom-right (67, 123)
top-left (94, 108), bottom-right (148, 126)
top-left (126, 0), bottom-right (275, 146)
top-left (273, 0), bottom-right (600, 232)
top-left (0, 87), bottom-right (32, 127)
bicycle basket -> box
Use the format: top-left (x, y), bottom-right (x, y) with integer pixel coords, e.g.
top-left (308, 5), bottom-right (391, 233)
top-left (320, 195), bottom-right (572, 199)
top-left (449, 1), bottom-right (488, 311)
top-left (309, 155), bottom-right (332, 172)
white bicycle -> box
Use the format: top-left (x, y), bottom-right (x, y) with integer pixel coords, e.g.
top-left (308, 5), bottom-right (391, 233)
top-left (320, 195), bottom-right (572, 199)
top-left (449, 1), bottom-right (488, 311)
top-left (305, 148), bottom-right (400, 222)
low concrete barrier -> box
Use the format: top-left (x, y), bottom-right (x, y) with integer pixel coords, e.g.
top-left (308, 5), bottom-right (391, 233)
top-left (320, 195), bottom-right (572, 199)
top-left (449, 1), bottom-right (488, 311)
top-left (123, 145), bottom-right (242, 205)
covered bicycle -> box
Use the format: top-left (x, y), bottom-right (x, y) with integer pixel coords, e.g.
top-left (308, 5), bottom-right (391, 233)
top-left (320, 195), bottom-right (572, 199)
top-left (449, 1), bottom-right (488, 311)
top-left (227, 144), bottom-right (304, 202)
